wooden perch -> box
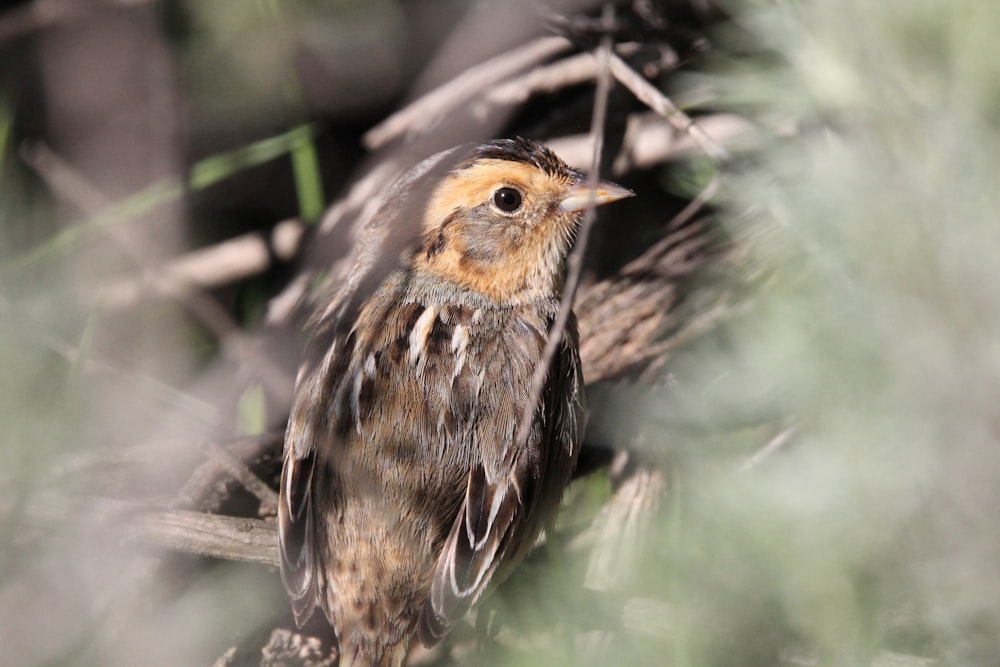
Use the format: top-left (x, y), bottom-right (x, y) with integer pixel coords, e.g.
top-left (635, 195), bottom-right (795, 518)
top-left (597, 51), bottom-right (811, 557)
top-left (25, 494), bottom-right (279, 566)
top-left (134, 509), bottom-right (278, 566)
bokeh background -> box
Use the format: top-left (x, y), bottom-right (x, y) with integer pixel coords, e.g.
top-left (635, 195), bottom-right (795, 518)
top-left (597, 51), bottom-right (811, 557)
top-left (2, 0), bottom-right (1000, 665)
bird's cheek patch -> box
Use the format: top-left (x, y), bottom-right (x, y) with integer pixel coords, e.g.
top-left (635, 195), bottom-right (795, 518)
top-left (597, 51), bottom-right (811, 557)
top-left (459, 221), bottom-right (516, 264)
top-left (461, 237), bottom-right (505, 264)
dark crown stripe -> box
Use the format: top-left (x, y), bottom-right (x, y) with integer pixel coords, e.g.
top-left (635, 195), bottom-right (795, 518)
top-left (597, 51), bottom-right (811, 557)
top-left (468, 137), bottom-right (569, 179)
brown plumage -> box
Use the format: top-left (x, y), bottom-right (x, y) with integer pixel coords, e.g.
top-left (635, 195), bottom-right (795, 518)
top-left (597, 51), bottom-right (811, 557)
top-left (278, 137), bottom-right (633, 667)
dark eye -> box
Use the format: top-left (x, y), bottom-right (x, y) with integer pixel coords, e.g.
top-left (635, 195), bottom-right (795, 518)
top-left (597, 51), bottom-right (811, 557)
top-left (493, 187), bottom-right (522, 212)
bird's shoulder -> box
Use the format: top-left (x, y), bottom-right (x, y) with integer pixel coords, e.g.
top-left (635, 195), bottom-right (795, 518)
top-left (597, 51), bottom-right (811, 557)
top-left (350, 270), bottom-right (561, 365)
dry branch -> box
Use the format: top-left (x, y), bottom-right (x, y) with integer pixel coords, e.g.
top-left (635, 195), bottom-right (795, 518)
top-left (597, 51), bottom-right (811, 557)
top-left (27, 494), bottom-right (279, 566)
top-left (582, 465), bottom-right (667, 590)
top-left (134, 509), bottom-right (278, 566)
top-left (0, 0), bottom-right (158, 43)
top-left (608, 53), bottom-right (730, 161)
top-left (194, 439), bottom-right (280, 516)
top-left (363, 36), bottom-right (573, 149)
top-left (101, 220), bottom-right (305, 310)
top-left (516, 12), bottom-right (615, 451)
top-left (173, 433), bottom-right (283, 514)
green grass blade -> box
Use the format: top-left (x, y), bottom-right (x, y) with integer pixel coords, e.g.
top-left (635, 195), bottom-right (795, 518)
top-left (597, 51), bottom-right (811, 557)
top-left (289, 124), bottom-right (324, 222)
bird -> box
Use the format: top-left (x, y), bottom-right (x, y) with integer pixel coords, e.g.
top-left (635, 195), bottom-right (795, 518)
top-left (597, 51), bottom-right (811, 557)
top-left (278, 137), bottom-right (633, 667)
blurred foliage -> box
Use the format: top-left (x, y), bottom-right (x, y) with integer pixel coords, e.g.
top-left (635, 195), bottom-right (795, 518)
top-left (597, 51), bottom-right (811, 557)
top-left (650, 0), bottom-right (1000, 665)
top-left (177, 0), bottom-right (410, 126)
top-left (11, 123), bottom-right (320, 271)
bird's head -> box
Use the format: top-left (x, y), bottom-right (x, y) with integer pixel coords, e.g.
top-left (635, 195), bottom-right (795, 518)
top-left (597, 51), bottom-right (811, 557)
top-left (413, 137), bottom-right (633, 305)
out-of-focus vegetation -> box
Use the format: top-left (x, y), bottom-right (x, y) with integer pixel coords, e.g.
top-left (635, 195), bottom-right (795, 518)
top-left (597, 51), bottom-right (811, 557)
top-left (2, 0), bottom-right (999, 665)
top-left (656, 1), bottom-right (1000, 665)
top-left (714, 0), bottom-right (999, 660)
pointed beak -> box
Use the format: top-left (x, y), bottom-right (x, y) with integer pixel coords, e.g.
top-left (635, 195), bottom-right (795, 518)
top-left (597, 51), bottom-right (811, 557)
top-left (559, 180), bottom-right (635, 213)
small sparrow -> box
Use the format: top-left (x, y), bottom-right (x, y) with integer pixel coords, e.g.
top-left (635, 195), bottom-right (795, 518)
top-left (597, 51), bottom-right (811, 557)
top-left (278, 137), bottom-right (633, 667)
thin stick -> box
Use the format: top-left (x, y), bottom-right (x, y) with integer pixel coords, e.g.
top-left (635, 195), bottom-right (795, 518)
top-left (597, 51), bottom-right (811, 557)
top-left (740, 425), bottom-right (798, 472)
top-left (101, 220), bottom-right (305, 310)
top-left (514, 6), bottom-right (615, 449)
top-left (549, 112), bottom-right (749, 175)
top-left (25, 494), bottom-right (280, 566)
top-left (608, 53), bottom-right (730, 162)
top-left (134, 509), bottom-right (278, 566)
top-left (0, 0), bottom-right (158, 43)
top-left (197, 439), bottom-right (280, 515)
top-left (363, 36), bottom-right (572, 149)
top-left (478, 43), bottom-right (643, 112)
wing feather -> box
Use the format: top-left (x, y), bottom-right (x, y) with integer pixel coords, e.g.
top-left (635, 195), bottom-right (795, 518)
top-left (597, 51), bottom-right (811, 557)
top-left (278, 445), bottom-right (319, 625)
top-left (278, 326), bottom-right (352, 627)
top-left (418, 319), bottom-right (585, 645)
top-left (422, 465), bottom-right (521, 641)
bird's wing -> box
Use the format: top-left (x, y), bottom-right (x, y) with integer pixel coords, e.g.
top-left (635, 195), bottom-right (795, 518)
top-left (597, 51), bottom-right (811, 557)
top-left (278, 321), bottom-right (354, 627)
top-left (420, 460), bottom-right (524, 642)
top-left (419, 321), bottom-right (585, 644)
top-left (278, 435), bottom-right (318, 626)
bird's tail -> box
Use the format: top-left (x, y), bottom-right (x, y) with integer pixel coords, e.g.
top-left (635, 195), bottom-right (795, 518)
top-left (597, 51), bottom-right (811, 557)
top-left (336, 631), bottom-right (411, 667)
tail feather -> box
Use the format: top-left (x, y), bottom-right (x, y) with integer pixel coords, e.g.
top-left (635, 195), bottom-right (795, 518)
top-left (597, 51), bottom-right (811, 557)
top-left (336, 631), bottom-right (411, 667)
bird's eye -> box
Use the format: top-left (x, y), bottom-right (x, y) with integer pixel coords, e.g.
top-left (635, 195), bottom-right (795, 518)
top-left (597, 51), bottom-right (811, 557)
top-left (493, 187), bottom-right (522, 213)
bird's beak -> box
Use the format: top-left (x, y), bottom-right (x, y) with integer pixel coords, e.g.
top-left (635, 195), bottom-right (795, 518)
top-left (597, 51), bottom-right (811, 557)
top-left (559, 180), bottom-right (635, 213)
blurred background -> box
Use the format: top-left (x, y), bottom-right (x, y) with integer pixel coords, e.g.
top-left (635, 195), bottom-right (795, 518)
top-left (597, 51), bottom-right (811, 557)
top-left (2, 0), bottom-right (1000, 665)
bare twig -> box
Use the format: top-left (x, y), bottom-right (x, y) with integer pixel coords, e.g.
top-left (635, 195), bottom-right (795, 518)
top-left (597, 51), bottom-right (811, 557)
top-left (547, 112), bottom-right (751, 174)
top-left (583, 465), bottom-right (666, 590)
top-left (101, 219), bottom-right (305, 310)
top-left (172, 433), bottom-right (282, 514)
top-left (0, 0), bottom-right (158, 43)
top-left (363, 36), bottom-right (573, 149)
top-left (135, 509), bottom-right (278, 565)
top-left (779, 650), bottom-right (938, 667)
top-left (740, 425), bottom-right (798, 472)
top-left (476, 42), bottom-right (644, 113)
top-left (669, 174), bottom-right (721, 229)
top-left (197, 439), bottom-right (280, 516)
top-left (478, 49), bottom-right (603, 110)
top-left (211, 647), bottom-right (237, 667)
top-left (25, 494), bottom-right (280, 565)
top-left (572, 174), bottom-right (726, 385)
top-left (636, 295), bottom-right (737, 381)
top-left (608, 53), bottom-right (730, 162)
top-left (515, 7), bottom-right (615, 450)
